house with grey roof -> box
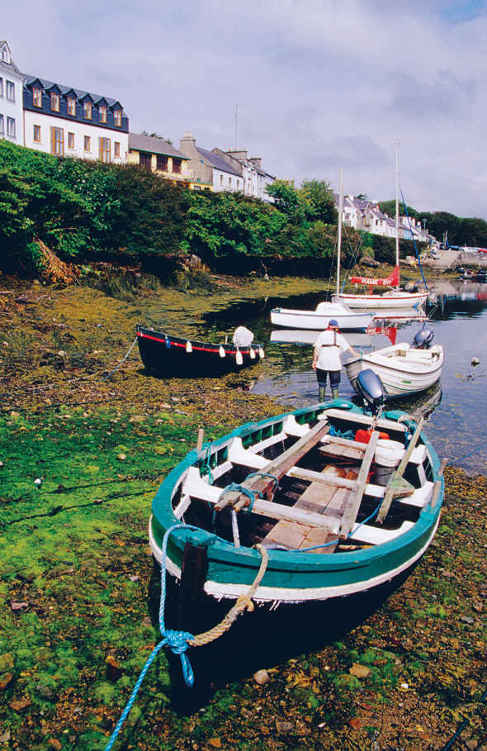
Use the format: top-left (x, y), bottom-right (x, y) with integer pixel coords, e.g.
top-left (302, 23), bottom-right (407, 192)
top-left (338, 194), bottom-right (433, 243)
top-left (0, 41), bottom-right (24, 146)
top-left (23, 70), bottom-right (129, 163)
top-left (179, 132), bottom-right (244, 193)
top-left (213, 148), bottom-right (275, 202)
top-left (128, 133), bottom-right (191, 186)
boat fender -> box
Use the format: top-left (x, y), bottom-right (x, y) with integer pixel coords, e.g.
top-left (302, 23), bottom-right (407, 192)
top-left (165, 336), bottom-right (171, 349)
top-left (258, 346), bottom-right (265, 359)
top-left (186, 341), bottom-right (193, 353)
top-left (219, 346), bottom-right (226, 358)
top-left (236, 349), bottom-right (243, 365)
top-left (249, 347), bottom-right (256, 359)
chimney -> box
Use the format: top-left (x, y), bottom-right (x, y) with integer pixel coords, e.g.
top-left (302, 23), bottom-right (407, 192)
top-left (226, 149), bottom-right (248, 162)
top-left (179, 131), bottom-right (198, 157)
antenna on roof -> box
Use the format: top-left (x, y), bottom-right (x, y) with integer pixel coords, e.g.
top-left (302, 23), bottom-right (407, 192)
top-left (234, 104), bottom-right (238, 150)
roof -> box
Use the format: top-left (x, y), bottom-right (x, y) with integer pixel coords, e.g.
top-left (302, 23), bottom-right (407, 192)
top-left (197, 146), bottom-right (242, 177)
top-left (23, 75), bottom-right (124, 110)
top-left (129, 133), bottom-right (188, 159)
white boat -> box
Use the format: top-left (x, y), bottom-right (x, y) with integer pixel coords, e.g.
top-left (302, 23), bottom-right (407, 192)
top-left (270, 326), bottom-right (397, 348)
top-left (344, 342), bottom-right (444, 399)
top-left (270, 302), bottom-right (374, 331)
top-left (339, 289), bottom-right (428, 309)
top-left (270, 172), bottom-right (376, 331)
top-left (333, 149), bottom-right (428, 310)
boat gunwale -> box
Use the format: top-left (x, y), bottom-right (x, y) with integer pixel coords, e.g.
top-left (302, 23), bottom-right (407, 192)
top-left (345, 349), bottom-right (444, 378)
top-left (136, 325), bottom-right (264, 356)
top-left (150, 401), bottom-right (443, 573)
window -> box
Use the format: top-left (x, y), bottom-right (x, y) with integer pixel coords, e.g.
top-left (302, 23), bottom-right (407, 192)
top-left (1, 46), bottom-right (11, 64)
top-left (113, 109), bottom-right (122, 127)
top-left (33, 87), bottom-right (42, 107)
top-left (6, 81), bottom-right (15, 102)
top-left (84, 101), bottom-right (92, 119)
top-left (84, 135), bottom-right (91, 152)
top-left (67, 97), bottom-right (76, 116)
top-left (50, 93), bottom-right (60, 112)
top-left (99, 105), bottom-right (107, 123)
top-left (0, 78), bottom-right (3, 97)
top-left (220, 175), bottom-right (223, 185)
top-left (68, 132), bottom-right (75, 149)
top-left (156, 154), bottom-right (168, 171)
top-left (50, 126), bottom-right (63, 155)
top-left (228, 177), bottom-right (232, 186)
top-left (7, 117), bottom-right (16, 138)
top-left (114, 141), bottom-right (120, 158)
top-left (33, 125), bottom-right (41, 142)
top-left (99, 137), bottom-right (111, 163)
top-left (172, 158), bottom-right (181, 174)
top-left (0, 114), bottom-right (4, 136)
top-left (139, 152), bottom-right (152, 171)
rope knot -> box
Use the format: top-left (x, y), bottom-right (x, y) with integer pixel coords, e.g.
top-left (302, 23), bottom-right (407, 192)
top-left (236, 594), bottom-right (255, 613)
top-left (164, 630), bottom-right (195, 687)
top-left (164, 629), bottom-right (194, 655)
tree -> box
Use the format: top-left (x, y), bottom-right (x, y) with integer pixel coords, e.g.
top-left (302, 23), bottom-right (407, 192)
top-left (265, 180), bottom-right (305, 223)
top-left (299, 179), bottom-right (337, 224)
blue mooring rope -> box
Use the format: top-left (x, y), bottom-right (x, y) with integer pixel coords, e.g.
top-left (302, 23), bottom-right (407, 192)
top-left (104, 523), bottom-right (212, 751)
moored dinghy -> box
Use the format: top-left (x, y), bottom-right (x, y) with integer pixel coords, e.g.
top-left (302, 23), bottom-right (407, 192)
top-left (344, 327), bottom-right (444, 399)
top-left (136, 325), bottom-right (264, 376)
top-left (149, 389), bottom-right (445, 605)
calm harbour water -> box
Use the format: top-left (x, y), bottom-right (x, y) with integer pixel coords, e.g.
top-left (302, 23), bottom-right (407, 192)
top-left (200, 279), bottom-right (487, 475)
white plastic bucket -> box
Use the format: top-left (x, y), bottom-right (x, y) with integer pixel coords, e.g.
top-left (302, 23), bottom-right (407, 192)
top-left (375, 439), bottom-right (404, 468)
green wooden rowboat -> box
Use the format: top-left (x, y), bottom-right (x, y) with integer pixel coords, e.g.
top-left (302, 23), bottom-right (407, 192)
top-left (149, 399), bottom-right (444, 605)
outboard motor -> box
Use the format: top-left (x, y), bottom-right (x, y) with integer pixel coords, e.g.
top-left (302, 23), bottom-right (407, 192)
top-left (413, 327), bottom-right (434, 349)
top-left (355, 369), bottom-right (385, 416)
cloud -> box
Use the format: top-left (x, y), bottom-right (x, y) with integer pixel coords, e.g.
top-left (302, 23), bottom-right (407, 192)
top-left (3, 0), bottom-right (487, 216)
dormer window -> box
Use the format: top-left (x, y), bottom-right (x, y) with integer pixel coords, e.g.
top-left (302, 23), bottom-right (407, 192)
top-left (1, 46), bottom-right (11, 64)
top-left (84, 101), bottom-right (92, 119)
top-left (67, 97), bottom-right (76, 116)
top-left (33, 87), bottom-right (42, 107)
top-left (99, 105), bottom-right (107, 123)
top-left (50, 93), bottom-right (60, 112)
top-left (113, 110), bottom-right (122, 127)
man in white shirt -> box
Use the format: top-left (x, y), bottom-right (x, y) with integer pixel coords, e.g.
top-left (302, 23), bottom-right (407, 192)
top-left (312, 319), bottom-right (357, 401)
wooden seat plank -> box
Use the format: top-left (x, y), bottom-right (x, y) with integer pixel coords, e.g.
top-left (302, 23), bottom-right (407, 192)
top-left (215, 418), bottom-right (330, 512)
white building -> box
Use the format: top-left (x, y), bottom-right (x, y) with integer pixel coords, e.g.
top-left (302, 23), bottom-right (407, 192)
top-left (338, 194), bottom-right (433, 243)
top-left (214, 149), bottom-right (275, 202)
top-left (23, 74), bottom-right (129, 164)
top-left (0, 41), bottom-right (24, 146)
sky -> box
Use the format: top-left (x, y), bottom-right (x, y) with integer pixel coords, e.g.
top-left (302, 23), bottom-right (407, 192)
top-left (3, 0), bottom-right (487, 218)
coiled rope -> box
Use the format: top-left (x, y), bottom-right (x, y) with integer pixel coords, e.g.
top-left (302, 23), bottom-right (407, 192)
top-left (104, 524), bottom-right (268, 751)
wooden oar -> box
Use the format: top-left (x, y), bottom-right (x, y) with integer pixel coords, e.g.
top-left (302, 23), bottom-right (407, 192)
top-left (214, 418), bottom-right (330, 512)
top-left (376, 417), bottom-right (425, 524)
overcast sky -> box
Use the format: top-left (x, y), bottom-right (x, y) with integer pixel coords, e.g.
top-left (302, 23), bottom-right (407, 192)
top-left (4, 1), bottom-right (487, 217)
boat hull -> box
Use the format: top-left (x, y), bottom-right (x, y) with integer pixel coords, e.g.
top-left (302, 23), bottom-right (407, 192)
top-left (345, 347), bottom-right (444, 398)
top-left (149, 401), bottom-right (443, 604)
top-left (136, 326), bottom-right (263, 377)
top-left (270, 308), bottom-right (374, 330)
top-left (334, 291), bottom-right (428, 309)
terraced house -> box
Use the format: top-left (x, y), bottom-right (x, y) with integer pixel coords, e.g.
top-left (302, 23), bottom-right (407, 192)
top-left (23, 73), bottom-right (129, 163)
top-left (0, 41), bottom-right (24, 145)
top-left (128, 133), bottom-right (191, 187)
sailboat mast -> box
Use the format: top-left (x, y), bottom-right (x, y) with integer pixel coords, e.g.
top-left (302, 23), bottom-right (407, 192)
top-left (394, 145), bottom-right (400, 286)
top-left (336, 168), bottom-right (344, 297)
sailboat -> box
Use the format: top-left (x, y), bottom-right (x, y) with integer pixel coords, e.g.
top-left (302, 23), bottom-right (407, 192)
top-left (270, 171), bottom-right (375, 331)
top-left (332, 150), bottom-right (429, 310)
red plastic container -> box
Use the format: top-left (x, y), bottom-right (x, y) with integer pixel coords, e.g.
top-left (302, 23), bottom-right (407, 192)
top-left (355, 429), bottom-right (390, 444)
